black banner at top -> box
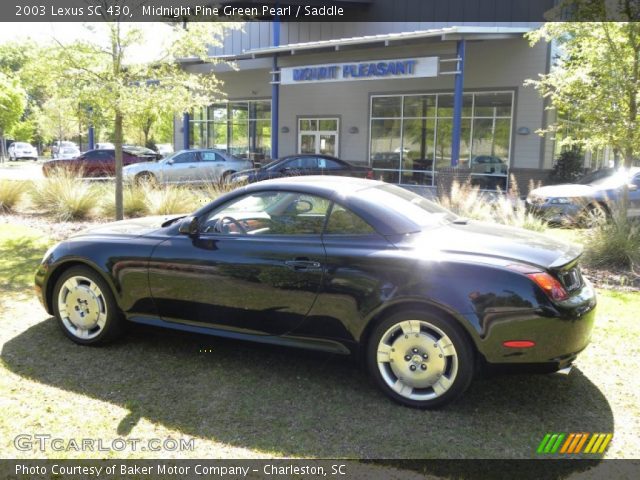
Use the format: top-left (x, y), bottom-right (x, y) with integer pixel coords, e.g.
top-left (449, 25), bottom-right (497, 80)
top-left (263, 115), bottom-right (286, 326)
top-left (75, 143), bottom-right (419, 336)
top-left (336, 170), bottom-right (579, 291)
top-left (2, 0), bottom-right (640, 22)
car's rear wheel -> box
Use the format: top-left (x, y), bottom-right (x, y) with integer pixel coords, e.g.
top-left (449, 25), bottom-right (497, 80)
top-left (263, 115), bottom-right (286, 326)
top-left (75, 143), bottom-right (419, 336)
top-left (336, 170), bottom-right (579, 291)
top-left (367, 310), bottom-right (474, 408)
top-left (581, 203), bottom-right (608, 228)
top-left (52, 266), bottom-right (125, 345)
top-left (221, 170), bottom-right (235, 184)
top-left (135, 172), bottom-right (157, 187)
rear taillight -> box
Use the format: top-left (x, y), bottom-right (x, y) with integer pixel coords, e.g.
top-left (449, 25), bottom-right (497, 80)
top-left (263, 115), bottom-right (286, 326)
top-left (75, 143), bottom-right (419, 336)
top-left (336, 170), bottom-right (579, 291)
top-left (506, 264), bottom-right (569, 302)
top-left (526, 272), bottom-right (569, 302)
top-left (366, 169), bottom-right (374, 179)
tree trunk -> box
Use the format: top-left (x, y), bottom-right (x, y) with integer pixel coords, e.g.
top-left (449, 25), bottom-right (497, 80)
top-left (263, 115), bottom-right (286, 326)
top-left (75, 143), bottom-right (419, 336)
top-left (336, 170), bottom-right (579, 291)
top-left (114, 111), bottom-right (124, 220)
top-left (0, 132), bottom-right (5, 162)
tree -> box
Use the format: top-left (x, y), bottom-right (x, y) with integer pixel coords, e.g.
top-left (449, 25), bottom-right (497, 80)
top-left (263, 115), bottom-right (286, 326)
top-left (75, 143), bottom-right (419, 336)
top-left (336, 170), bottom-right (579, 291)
top-left (39, 97), bottom-right (78, 146)
top-left (49, 14), bottom-right (235, 219)
top-left (0, 72), bottom-right (26, 161)
top-left (526, 15), bottom-right (640, 210)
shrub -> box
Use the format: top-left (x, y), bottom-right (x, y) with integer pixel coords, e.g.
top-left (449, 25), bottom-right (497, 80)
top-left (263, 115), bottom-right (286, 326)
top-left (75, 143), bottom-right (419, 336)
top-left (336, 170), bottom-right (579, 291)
top-left (30, 169), bottom-right (99, 220)
top-left (142, 184), bottom-right (200, 215)
top-left (199, 180), bottom-right (238, 204)
top-left (583, 212), bottom-right (640, 271)
top-left (438, 176), bottom-right (548, 232)
top-left (549, 149), bottom-right (584, 184)
top-left (98, 184), bottom-right (150, 219)
top-left (0, 180), bottom-right (28, 213)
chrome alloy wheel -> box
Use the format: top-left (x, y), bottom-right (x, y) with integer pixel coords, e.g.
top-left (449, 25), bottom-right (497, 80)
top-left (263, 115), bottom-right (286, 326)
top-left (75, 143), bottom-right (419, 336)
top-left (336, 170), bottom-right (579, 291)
top-left (57, 275), bottom-right (108, 340)
top-left (376, 320), bottom-right (458, 401)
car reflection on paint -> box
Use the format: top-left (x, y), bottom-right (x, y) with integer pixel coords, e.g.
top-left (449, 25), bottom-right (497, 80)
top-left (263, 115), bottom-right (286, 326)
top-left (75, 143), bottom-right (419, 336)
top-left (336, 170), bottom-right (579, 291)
top-left (35, 176), bottom-right (596, 408)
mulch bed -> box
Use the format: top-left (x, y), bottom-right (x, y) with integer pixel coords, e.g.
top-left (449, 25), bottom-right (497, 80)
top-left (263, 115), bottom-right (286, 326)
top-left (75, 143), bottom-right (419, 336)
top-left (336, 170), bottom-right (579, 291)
top-left (2, 213), bottom-right (639, 293)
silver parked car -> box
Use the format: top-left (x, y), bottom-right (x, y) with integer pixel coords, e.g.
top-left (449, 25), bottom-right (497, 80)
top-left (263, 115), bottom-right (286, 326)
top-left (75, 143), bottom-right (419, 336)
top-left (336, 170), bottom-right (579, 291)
top-left (526, 167), bottom-right (640, 226)
top-left (123, 149), bottom-right (253, 185)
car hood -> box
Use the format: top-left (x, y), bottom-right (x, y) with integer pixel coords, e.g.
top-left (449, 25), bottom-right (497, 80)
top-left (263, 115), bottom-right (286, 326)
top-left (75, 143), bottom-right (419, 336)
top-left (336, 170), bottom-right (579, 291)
top-left (124, 160), bottom-right (161, 172)
top-left (530, 183), bottom-right (610, 198)
top-left (402, 221), bottom-right (582, 270)
top-left (72, 215), bottom-right (183, 238)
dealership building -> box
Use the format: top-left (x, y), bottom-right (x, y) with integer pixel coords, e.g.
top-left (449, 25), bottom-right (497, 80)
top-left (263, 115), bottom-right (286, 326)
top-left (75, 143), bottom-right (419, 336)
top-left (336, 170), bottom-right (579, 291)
top-left (176, 18), bottom-right (609, 192)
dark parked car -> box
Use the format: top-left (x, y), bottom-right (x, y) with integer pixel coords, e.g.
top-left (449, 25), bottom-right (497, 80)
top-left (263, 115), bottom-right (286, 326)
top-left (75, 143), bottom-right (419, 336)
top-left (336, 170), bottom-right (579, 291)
top-left (35, 177), bottom-right (596, 408)
top-left (230, 154), bottom-right (373, 184)
top-left (526, 167), bottom-right (640, 226)
top-left (42, 148), bottom-right (156, 178)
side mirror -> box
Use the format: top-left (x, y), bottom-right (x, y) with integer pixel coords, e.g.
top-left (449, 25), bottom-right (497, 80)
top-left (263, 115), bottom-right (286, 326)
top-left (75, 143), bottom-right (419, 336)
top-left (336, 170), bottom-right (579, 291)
top-left (166, 159), bottom-right (174, 165)
top-left (178, 216), bottom-right (199, 236)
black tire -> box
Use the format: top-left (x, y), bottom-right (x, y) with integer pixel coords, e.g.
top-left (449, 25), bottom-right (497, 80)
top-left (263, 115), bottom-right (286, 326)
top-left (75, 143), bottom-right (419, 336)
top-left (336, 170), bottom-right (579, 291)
top-left (52, 265), bottom-right (126, 345)
top-left (580, 203), bottom-right (609, 228)
top-left (366, 309), bottom-right (474, 409)
top-left (221, 170), bottom-right (235, 184)
top-left (135, 172), bottom-right (157, 187)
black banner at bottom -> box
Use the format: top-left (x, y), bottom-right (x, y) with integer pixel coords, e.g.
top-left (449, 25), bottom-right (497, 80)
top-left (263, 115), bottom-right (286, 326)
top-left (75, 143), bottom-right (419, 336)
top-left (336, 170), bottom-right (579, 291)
top-left (2, 459), bottom-right (640, 480)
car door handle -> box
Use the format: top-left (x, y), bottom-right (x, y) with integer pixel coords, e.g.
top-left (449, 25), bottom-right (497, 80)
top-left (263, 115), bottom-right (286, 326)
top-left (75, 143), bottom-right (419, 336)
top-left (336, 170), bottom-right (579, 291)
top-left (188, 165), bottom-right (197, 168)
top-left (285, 259), bottom-right (322, 271)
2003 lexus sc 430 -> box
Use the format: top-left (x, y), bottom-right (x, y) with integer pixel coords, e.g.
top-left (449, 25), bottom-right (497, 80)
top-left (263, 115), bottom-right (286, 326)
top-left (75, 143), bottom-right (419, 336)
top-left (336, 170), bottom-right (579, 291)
top-left (35, 176), bottom-right (596, 408)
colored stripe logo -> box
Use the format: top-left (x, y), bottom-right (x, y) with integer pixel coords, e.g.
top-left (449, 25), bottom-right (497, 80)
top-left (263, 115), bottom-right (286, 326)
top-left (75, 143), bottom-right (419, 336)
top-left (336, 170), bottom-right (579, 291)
top-left (537, 433), bottom-right (612, 454)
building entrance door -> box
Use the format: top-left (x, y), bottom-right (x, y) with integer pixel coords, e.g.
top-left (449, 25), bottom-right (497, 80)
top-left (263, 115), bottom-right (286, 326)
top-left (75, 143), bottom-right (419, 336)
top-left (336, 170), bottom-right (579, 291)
top-left (298, 118), bottom-right (339, 156)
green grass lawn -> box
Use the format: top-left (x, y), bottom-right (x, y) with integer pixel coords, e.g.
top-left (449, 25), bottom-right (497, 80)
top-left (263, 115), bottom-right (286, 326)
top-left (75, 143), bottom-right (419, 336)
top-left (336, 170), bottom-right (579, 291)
top-left (0, 223), bottom-right (638, 461)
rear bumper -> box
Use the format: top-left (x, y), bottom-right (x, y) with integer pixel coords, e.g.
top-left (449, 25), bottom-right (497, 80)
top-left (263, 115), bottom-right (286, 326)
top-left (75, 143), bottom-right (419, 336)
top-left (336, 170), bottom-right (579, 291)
top-left (471, 279), bottom-right (597, 367)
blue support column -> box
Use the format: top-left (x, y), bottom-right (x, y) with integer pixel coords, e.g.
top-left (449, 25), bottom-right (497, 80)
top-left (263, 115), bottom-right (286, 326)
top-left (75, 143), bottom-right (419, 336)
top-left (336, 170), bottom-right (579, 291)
top-left (451, 40), bottom-right (466, 167)
top-left (88, 126), bottom-right (95, 150)
top-left (270, 9), bottom-right (280, 159)
top-left (182, 112), bottom-right (190, 150)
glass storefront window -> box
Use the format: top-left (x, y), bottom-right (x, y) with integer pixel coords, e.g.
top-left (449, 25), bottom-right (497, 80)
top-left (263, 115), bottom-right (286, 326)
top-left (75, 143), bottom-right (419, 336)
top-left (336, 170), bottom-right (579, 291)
top-left (403, 95), bottom-right (436, 118)
top-left (190, 100), bottom-right (271, 159)
top-left (370, 119), bottom-right (401, 170)
top-left (402, 118), bottom-right (435, 172)
top-left (371, 97), bottom-right (402, 118)
top-left (370, 91), bottom-right (513, 190)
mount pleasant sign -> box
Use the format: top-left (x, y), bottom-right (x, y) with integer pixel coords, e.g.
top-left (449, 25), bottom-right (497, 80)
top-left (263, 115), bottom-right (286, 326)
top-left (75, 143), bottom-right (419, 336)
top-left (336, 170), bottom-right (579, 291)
top-left (280, 57), bottom-right (439, 85)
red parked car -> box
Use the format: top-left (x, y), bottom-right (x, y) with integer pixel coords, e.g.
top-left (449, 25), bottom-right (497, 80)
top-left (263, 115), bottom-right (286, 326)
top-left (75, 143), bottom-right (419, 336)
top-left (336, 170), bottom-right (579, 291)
top-left (42, 149), bottom-right (156, 178)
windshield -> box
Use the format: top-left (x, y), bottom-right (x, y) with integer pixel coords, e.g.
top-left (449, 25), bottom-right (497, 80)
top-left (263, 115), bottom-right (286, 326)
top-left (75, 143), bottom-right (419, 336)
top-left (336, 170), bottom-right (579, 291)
top-left (357, 184), bottom-right (457, 228)
top-left (263, 158), bottom-right (282, 170)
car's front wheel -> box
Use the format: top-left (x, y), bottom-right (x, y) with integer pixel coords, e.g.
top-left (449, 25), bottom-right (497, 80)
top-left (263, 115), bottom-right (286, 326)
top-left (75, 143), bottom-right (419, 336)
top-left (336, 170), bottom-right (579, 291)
top-left (135, 172), bottom-right (157, 187)
top-left (52, 266), bottom-right (125, 345)
top-left (367, 310), bottom-right (474, 408)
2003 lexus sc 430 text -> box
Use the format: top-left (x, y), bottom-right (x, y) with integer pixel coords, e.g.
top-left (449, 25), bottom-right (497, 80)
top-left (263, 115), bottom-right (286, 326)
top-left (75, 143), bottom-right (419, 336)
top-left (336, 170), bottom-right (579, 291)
top-left (34, 176), bottom-right (596, 408)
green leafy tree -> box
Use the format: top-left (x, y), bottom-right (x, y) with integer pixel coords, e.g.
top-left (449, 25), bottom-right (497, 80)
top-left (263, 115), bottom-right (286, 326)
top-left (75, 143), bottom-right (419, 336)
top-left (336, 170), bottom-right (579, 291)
top-left (0, 72), bottom-right (26, 161)
top-left (49, 16), bottom-right (235, 219)
top-left (527, 14), bottom-right (640, 209)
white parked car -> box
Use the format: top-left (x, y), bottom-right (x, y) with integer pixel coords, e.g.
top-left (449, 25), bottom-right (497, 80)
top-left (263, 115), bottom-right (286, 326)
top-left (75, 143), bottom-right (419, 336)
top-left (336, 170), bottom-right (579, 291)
top-left (123, 149), bottom-right (253, 185)
top-left (51, 141), bottom-right (77, 158)
top-left (156, 143), bottom-right (174, 157)
top-left (95, 142), bottom-right (115, 150)
top-left (8, 142), bottom-right (38, 161)
top-left (56, 146), bottom-right (81, 159)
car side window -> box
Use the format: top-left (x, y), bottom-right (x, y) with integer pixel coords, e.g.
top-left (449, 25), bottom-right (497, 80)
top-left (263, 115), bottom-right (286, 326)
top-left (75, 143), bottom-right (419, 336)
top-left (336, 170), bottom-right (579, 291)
top-left (201, 191), bottom-right (331, 236)
top-left (201, 152), bottom-right (223, 162)
top-left (86, 150), bottom-right (110, 160)
top-left (325, 203), bottom-right (375, 235)
top-left (283, 157), bottom-right (317, 170)
top-left (173, 152), bottom-right (198, 164)
top-left (632, 174), bottom-right (640, 187)
top-left (318, 158), bottom-right (343, 170)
